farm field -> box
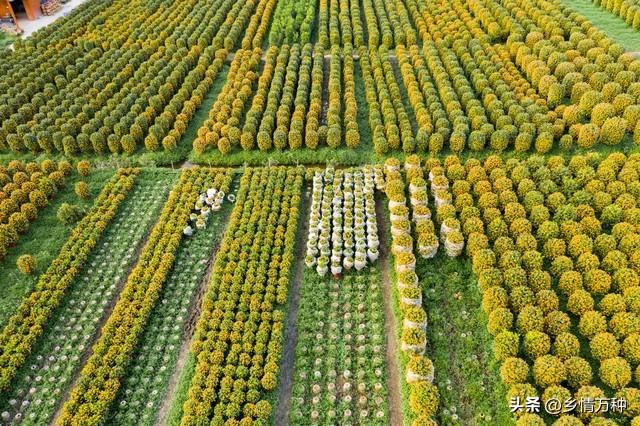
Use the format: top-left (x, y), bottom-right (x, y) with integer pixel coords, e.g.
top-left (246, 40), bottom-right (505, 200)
top-left (3, 0), bottom-right (640, 424)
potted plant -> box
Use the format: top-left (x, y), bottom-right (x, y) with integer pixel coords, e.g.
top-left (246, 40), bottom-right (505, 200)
top-left (400, 285), bottom-right (422, 306)
top-left (391, 219), bottom-right (411, 237)
top-left (393, 233), bottom-right (413, 254)
top-left (390, 205), bottom-right (410, 222)
top-left (406, 356), bottom-right (434, 383)
top-left (316, 255), bottom-right (329, 276)
top-left (404, 305), bottom-right (428, 330)
top-left (305, 254), bottom-right (316, 268)
top-left (413, 205), bottom-right (431, 221)
top-left (354, 252), bottom-right (367, 271)
top-left (331, 260), bottom-right (342, 276)
top-left (401, 327), bottom-right (426, 354)
top-left (418, 233), bottom-right (439, 259)
top-left (396, 268), bottom-right (416, 287)
top-left (445, 230), bottom-right (465, 258)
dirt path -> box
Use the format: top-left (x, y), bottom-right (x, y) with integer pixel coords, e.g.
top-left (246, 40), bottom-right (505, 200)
top-left (155, 208), bottom-right (233, 426)
top-left (274, 183), bottom-right (310, 426)
top-left (51, 214), bottom-right (157, 424)
top-left (375, 194), bottom-right (404, 426)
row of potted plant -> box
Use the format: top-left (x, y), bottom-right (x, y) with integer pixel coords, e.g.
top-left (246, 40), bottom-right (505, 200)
top-left (305, 167), bottom-right (379, 276)
top-left (383, 160), bottom-right (440, 424)
top-left (184, 170), bottom-right (235, 236)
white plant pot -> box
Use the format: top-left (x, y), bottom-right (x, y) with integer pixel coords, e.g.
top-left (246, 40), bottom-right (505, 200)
top-left (401, 341), bottom-right (426, 354)
top-left (403, 318), bottom-right (427, 330)
top-left (393, 245), bottom-right (412, 254)
top-left (419, 244), bottom-right (439, 259)
top-left (388, 199), bottom-right (406, 209)
top-left (367, 250), bottom-right (379, 262)
top-left (440, 223), bottom-right (457, 236)
top-left (316, 264), bottom-right (328, 276)
top-left (343, 257), bottom-right (354, 269)
top-left (331, 265), bottom-right (343, 275)
top-left (434, 198), bottom-right (450, 209)
top-left (391, 227), bottom-right (407, 237)
top-left (396, 260), bottom-right (416, 273)
top-left (409, 183), bottom-right (425, 193)
top-left (411, 197), bottom-right (427, 206)
top-left (445, 240), bottom-right (464, 258)
top-left (305, 257), bottom-right (316, 268)
top-left (401, 296), bottom-right (422, 306)
top-left (406, 368), bottom-right (434, 383)
top-left (413, 212), bottom-right (431, 221)
top-left (354, 259), bottom-right (367, 271)
top-left (390, 213), bottom-right (409, 222)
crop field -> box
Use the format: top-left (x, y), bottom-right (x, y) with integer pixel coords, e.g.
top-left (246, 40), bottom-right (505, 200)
top-left (3, 0), bottom-right (640, 424)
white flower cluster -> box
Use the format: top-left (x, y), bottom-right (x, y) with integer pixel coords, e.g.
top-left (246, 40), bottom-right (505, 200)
top-left (183, 187), bottom-right (225, 236)
top-left (305, 167), bottom-right (379, 276)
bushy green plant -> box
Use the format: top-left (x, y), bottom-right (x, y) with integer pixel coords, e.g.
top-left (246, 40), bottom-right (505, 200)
top-left (57, 203), bottom-right (85, 226)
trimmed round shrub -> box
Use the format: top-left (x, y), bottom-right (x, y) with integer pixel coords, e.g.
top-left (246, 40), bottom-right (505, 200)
top-left (600, 117), bottom-right (627, 146)
top-left (57, 203), bottom-right (84, 225)
top-left (578, 310), bottom-right (607, 338)
top-left (590, 332), bottom-right (621, 361)
top-left (554, 332), bottom-right (581, 360)
top-left (600, 357), bottom-right (632, 389)
top-left (16, 254), bottom-right (36, 275)
top-left (76, 160), bottom-right (90, 177)
top-left (500, 357), bottom-right (530, 385)
top-left (533, 355), bottom-right (566, 388)
top-left (495, 331), bottom-right (520, 361)
top-left (74, 181), bottom-right (90, 200)
top-left (488, 308), bottom-right (514, 336)
top-left (524, 331), bottom-right (551, 359)
top-left (564, 356), bottom-right (593, 388)
top-left (577, 124), bottom-right (600, 148)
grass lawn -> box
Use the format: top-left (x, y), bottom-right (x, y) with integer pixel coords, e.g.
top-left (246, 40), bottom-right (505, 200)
top-left (561, 0), bottom-right (640, 52)
top-left (0, 169), bottom-right (114, 327)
